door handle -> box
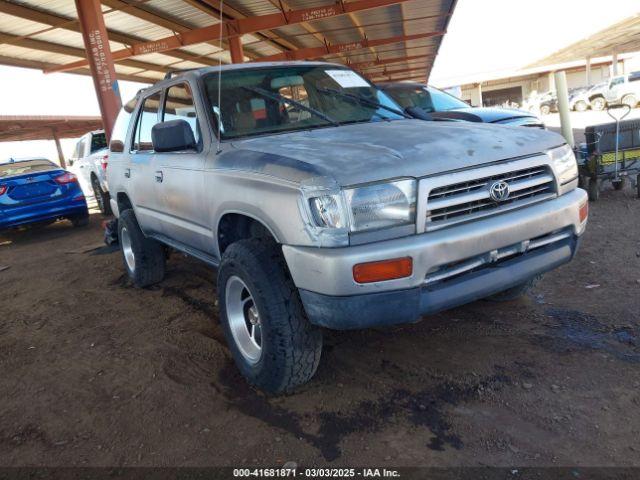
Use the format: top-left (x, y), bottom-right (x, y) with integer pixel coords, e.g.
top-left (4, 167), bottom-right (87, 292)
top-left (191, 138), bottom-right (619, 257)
top-left (155, 170), bottom-right (163, 183)
top-left (124, 168), bottom-right (130, 178)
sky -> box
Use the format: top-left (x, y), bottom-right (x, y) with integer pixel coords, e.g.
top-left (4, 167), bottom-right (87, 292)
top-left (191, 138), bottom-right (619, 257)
top-left (430, 0), bottom-right (640, 86)
top-left (1, 0), bottom-right (639, 162)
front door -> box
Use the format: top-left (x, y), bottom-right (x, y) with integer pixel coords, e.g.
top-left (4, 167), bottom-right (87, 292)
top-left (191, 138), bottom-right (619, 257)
top-left (154, 82), bottom-right (210, 252)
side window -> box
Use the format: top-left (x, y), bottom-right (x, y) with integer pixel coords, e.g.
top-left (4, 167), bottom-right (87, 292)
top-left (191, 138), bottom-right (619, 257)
top-left (72, 139), bottom-right (82, 159)
top-left (629, 72), bottom-right (640, 83)
top-left (163, 83), bottom-right (200, 145)
top-left (132, 91), bottom-right (162, 152)
top-left (110, 97), bottom-right (137, 153)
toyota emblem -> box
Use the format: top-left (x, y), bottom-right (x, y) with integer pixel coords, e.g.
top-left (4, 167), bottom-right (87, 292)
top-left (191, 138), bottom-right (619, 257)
top-left (489, 180), bottom-right (510, 202)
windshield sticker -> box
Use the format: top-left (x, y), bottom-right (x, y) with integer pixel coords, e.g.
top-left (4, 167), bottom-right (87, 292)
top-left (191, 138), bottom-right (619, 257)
top-left (325, 70), bottom-right (370, 88)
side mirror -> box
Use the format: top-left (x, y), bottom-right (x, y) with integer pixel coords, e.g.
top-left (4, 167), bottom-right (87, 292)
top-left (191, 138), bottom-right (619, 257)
top-left (151, 119), bottom-right (196, 153)
top-left (405, 106), bottom-right (433, 121)
top-left (68, 158), bottom-right (74, 166)
top-left (109, 140), bottom-right (124, 153)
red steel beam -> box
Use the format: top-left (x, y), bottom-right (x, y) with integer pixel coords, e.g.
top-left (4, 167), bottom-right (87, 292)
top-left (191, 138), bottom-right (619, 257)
top-left (255, 31), bottom-right (444, 63)
top-left (351, 54), bottom-right (434, 70)
top-left (229, 35), bottom-right (244, 63)
top-left (371, 64), bottom-right (428, 77)
top-left (371, 74), bottom-right (426, 83)
top-left (74, 0), bottom-right (121, 141)
top-left (47, 0), bottom-right (415, 74)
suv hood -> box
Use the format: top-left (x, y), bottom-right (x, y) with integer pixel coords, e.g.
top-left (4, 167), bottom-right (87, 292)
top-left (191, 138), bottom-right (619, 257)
top-left (229, 119), bottom-right (565, 186)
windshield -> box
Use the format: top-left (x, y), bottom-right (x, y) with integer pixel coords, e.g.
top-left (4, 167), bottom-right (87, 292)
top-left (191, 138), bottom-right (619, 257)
top-left (383, 85), bottom-right (469, 112)
top-left (203, 65), bottom-right (405, 140)
top-left (0, 159), bottom-right (56, 178)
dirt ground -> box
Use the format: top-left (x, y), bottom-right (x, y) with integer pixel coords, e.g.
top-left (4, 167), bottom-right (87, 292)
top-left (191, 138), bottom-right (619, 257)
top-left (1, 185), bottom-right (639, 469)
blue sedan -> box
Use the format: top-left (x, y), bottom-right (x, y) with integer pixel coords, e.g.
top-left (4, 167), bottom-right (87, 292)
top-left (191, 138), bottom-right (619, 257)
top-left (0, 158), bottom-right (89, 231)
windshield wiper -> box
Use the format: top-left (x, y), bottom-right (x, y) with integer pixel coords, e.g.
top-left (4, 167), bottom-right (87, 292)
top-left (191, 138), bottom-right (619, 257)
top-left (241, 86), bottom-right (340, 127)
top-left (316, 87), bottom-right (412, 119)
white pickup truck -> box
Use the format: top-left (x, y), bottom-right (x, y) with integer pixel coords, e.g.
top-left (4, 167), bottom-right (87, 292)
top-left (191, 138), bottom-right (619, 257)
top-left (68, 130), bottom-right (111, 214)
top-left (604, 71), bottom-right (640, 109)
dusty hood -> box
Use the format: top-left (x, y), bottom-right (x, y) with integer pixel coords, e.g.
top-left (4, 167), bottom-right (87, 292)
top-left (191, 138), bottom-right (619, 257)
top-left (229, 119), bottom-right (566, 186)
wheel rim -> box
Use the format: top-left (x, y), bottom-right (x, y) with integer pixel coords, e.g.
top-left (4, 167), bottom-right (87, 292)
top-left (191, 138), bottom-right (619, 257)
top-left (121, 226), bottom-right (136, 272)
top-left (225, 275), bottom-right (262, 365)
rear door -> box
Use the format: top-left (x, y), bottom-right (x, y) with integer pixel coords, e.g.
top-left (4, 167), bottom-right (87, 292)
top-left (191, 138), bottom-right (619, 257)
top-left (128, 90), bottom-right (164, 235)
top-left (153, 81), bottom-right (210, 252)
top-left (69, 135), bottom-right (92, 196)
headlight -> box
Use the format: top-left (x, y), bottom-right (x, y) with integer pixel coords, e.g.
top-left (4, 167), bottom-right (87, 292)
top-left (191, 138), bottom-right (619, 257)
top-left (547, 144), bottom-right (578, 186)
top-left (309, 179), bottom-right (417, 232)
top-left (309, 195), bottom-right (347, 229)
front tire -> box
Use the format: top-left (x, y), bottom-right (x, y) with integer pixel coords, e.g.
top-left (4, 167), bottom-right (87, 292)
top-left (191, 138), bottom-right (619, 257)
top-left (92, 177), bottom-right (112, 215)
top-left (622, 94), bottom-right (638, 109)
top-left (540, 105), bottom-right (550, 115)
top-left (218, 238), bottom-right (322, 394)
top-left (117, 209), bottom-right (165, 288)
top-left (574, 100), bottom-right (588, 112)
top-left (591, 97), bottom-right (605, 111)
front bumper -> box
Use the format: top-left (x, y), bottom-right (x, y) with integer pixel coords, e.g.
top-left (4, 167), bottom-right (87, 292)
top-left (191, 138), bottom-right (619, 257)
top-left (283, 188), bottom-right (587, 329)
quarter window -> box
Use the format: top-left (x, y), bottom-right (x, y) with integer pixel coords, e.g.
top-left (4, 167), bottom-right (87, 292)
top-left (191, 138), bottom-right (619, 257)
top-left (163, 83), bottom-right (200, 145)
top-left (110, 97), bottom-right (137, 153)
top-left (132, 91), bottom-right (161, 152)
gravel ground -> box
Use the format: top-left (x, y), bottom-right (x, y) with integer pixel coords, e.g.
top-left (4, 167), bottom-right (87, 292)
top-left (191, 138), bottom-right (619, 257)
top-left (1, 186), bottom-right (639, 468)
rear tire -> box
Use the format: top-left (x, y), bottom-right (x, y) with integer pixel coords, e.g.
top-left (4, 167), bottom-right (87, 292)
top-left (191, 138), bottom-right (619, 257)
top-left (591, 97), bottom-right (605, 111)
top-left (218, 238), bottom-right (322, 394)
top-left (117, 209), bottom-right (165, 288)
top-left (622, 94), bottom-right (638, 109)
top-left (487, 275), bottom-right (541, 302)
top-left (588, 178), bottom-right (600, 201)
top-left (92, 177), bottom-right (112, 215)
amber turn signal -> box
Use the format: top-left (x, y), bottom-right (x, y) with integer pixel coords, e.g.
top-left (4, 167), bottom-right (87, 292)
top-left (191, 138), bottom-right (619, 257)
top-left (579, 201), bottom-right (588, 223)
top-left (353, 257), bottom-right (413, 284)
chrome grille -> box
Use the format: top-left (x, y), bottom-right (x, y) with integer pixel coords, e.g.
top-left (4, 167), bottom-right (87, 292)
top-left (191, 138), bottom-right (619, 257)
top-left (426, 166), bottom-right (555, 230)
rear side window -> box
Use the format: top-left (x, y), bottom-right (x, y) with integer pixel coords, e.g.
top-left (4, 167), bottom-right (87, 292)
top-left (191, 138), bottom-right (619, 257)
top-left (110, 97), bottom-right (138, 153)
top-left (163, 83), bottom-right (200, 145)
top-left (90, 132), bottom-right (107, 153)
top-left (629, 71), bottom-right (640, 83)
top-left (132, 92), bottom-right (162, 152)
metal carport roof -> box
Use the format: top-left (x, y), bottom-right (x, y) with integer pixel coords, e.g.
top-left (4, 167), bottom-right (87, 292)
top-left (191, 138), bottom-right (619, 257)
top-left (0, 0), bottom-right (456, 85)
top-left (529, 13), bottom-right (640, 68)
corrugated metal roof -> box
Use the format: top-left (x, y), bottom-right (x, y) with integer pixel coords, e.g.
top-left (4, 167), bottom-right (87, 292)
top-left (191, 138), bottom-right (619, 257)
top-left (0, 0), bottom-right (456, 85)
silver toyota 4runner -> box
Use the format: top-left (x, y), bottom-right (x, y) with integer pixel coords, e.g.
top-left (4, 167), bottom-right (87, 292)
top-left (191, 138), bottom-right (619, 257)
top-left (107, 61), bottom-right (588, 393)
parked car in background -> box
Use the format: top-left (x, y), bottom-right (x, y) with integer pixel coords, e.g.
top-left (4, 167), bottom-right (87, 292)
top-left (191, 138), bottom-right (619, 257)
top-left (538, 92), bottom-right (558, 115)
top-left (0, 158), bottom-right (88, 231)
top-left (568, 87), bottom-right (591, 112)
top-left (379, 82), bottom-right (545, 128)
top-left (108, 62), bottom-right (587, 393)
top-left (604, 71), bottom-right (640, 108)
top-left (68, 130), bottom-right (111, 214)
top-left (587, 82), bottom-right (608, 111)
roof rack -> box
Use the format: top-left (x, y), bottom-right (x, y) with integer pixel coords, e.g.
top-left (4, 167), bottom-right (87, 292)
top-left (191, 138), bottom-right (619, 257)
top-left (164, 68), bottom-right (206, 80)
